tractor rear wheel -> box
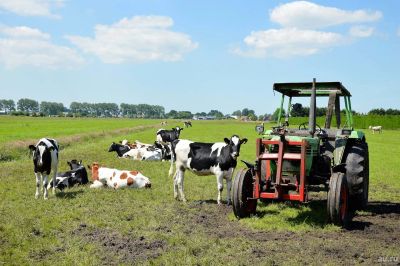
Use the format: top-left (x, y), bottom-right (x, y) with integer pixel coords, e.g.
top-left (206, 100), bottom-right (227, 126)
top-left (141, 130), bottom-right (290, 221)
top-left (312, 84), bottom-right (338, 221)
top-left (232, 169), bottom-right (257, 218)
top-left (327, 172), bottom-right (351, 227)
top-left (344, 143), bottom-right (369, 210)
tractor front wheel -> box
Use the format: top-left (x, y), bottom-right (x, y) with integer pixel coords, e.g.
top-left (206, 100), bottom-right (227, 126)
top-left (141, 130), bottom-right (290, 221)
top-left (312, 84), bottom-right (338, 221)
top-left (327, 172), bottom-right (351, 227)
top-left (232, 169), bottom-right (257, 218)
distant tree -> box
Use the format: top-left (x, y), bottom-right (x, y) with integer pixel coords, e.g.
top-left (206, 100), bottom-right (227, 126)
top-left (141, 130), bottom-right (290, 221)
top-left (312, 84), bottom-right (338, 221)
top-left (17, 98), bottom-right (39, 114)
top-left (40, 101), bottom-right (64, 116)
top-left (248, 113), bottom-right (257, 121)
top-left (271, 108), bottom-right (286, 122)
top-left (0, 99), bottom-right (15, 114)
top-left (208, 110), bottom-right (224, 119)
top-left (386, 108), bottom-right (400, 115)
top-left (177, 111), bottom-right (192, 119)
top-left (232, 110), bottom-right (242, 116)
top-left (166, 110), bottom-right (178, 119)
top-left (291, 103), bottom-right (306, 117)
top-left (195, 112), bottom-right (207, 117)
top-left (258, 113), bottom-right (271, 121)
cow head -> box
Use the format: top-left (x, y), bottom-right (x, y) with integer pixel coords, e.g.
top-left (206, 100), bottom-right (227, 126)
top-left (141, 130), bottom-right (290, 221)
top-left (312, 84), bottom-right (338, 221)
top-left (90, 162), bottom-right (100, 181)
top-left (108, 142), bottom-right (117, 152)
top-left (130, 172), bottom-right (152, 189)
top-left (29, 144), bottom-right (54, 169)
top-left (68, 159), bottom-right (82, 170)
top-left (173, 126), bottom-right (183, 138)
top-left (224, 135), bottom-right (248, 159)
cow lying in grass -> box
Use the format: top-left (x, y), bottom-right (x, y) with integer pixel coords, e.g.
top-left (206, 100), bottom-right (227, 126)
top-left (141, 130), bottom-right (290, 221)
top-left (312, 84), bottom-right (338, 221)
top-left (29, 138), bottom-right (59, 199)
top-left (49, 160), bottom-right (89, 190)
top-left (108, 141), bottom-right (171, 161)
top-left (169, 135), bottom-right (247, 204)
top-left (89, 163), bottom-right (151, 189)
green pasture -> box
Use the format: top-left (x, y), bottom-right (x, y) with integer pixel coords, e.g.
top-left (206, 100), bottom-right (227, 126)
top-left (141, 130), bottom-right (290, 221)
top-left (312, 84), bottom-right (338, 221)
top-left (0, 116), bottom-right (399, 265)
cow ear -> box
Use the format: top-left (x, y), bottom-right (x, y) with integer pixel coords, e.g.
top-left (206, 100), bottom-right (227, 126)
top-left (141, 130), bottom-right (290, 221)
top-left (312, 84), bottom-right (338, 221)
top-left (67, 161), bottom-right (72, 167)
top-left (224, 138), bottom-right (230, 144)
top-left (241, 138), bottom-right (248, 144)
top-left (79, 160), bottom-right (82, 165)
top-left (29, 145), bottom-right (35, 151)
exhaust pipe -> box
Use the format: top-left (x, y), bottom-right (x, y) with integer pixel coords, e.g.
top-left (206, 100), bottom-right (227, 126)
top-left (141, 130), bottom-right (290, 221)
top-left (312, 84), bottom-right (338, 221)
top-left (309, 78), bottom-right (316, 137)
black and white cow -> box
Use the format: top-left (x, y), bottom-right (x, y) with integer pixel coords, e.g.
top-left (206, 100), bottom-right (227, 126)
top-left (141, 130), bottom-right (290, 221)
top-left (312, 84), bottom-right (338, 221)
top-left (156, 127), bottom-right (183, 144)
top-left (50, 160), bottom-right (89, 190)
top-left (28, 138), bottom-right (59, 199)
top-left (153, 141), bottom-right (172, 161)
top-left (108, 142), bottom-right (131, 157)
top-left (168, 135), bottom-right (247, 204)
top-left (183, 121), bottom-right (192, 128)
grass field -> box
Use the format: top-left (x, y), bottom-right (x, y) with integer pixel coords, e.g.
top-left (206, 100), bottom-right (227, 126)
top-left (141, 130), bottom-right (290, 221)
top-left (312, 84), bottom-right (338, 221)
top-left (0, 116), bottom-right (399, 265)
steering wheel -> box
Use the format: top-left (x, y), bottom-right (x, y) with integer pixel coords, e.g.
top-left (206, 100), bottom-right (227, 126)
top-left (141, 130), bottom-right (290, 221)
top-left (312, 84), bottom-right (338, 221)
top-left (298, 122), bottom-right (322, 133)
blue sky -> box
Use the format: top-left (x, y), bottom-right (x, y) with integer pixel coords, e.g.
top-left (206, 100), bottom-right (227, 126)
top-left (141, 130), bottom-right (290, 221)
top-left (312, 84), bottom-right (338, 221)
top-left (1, 0), bottom-right (399, 114)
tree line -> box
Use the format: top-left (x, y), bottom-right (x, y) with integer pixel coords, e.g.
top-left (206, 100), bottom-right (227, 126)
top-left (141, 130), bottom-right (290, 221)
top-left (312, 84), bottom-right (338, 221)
top-left (1, 98), bottom-right (399, 119)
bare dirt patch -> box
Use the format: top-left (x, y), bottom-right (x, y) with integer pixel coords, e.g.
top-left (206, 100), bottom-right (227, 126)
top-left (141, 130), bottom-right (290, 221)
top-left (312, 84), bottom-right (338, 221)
top-left (172, 200), bottom-right (400, 264)
top-left (73, 223), bottom-right (167, 265)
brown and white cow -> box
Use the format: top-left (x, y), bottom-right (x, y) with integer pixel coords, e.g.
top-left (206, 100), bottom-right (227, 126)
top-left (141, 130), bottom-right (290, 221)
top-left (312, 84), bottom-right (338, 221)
top-left (89, 163), bottom-right (151, 189)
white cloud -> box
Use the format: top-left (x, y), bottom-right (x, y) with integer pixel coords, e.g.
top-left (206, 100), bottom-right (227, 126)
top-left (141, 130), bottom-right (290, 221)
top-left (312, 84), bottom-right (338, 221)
top-left (233, 28), bottom-right (344, 58)
top-left (67, 16), bottom-right (198, 64)
top-left (0, 26), bottom-right (84, 69)
top-left (349, 25), bottom-right (374, 38)
top-left (270, 1), bottom-right (382, 29)
top-left (235, 1), bottom-right (382, 58)
top-left (0, 0), bottom-right (64, 18)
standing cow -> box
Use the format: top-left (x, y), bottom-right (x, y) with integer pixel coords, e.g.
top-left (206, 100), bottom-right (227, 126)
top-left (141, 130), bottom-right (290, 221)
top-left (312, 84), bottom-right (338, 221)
top-left (156, 127), bottom-right (183, 144)
top-left (28, 138), bottom-right (59, 199)
top-left (169, 135), bottom-right (247, 204)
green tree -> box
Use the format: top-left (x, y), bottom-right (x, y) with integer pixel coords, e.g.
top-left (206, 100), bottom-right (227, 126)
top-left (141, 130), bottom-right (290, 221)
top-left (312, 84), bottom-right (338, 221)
top-left (271, 108), bottom-right (286, 122)
top-left (208, 110), bottom-right (224, 119)
top-left (17, 98), bottom-right (39, 114)
top-left (0, 99), bottom-right (15, 114)
top-left (232, 110), bottom-right (242, 116)
top-left (40, 101), bottom-right (64, 116)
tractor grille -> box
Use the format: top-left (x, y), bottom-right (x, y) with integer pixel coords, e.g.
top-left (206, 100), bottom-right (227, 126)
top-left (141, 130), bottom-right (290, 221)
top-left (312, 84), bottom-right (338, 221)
top-left (267, 144), bottom-right (314, 155)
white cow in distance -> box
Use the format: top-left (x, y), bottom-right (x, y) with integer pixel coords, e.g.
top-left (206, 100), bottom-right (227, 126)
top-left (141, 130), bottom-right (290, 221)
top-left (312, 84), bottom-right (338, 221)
top-left (369, 125), bottom-right (382, 134)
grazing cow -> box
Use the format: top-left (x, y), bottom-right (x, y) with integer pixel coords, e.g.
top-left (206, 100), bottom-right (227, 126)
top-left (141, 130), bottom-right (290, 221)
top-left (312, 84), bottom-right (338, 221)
top-left (183, 121), bottom-right (192, 128)
top-left (168, 135), bottom-right (247, 204)
top-left (89, 163), bottom-right (151, 189)
top-left (28, 138), bottom-right (59, 199)
top-left (50, 160), bottom-right (89, 190)
top-left (161, 121), bottom-right (167, 126)
top-left (156, 127), bottom-right (183, 144)
top-left (369, 125), bottom-right (382, 134)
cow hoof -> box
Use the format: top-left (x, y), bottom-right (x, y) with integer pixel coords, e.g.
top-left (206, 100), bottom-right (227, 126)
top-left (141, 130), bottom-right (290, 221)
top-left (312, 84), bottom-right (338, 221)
top-left (182, 198), bottom-right (187, 202)
top-left (35, 194), bottom-right (39, 199)
top-left (44, 196), bottom-right (48, 200)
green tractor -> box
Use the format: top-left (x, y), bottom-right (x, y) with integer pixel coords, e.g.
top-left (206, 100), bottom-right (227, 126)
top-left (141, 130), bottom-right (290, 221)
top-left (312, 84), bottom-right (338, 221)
top-left (232, 79), bottom-right (369, 227)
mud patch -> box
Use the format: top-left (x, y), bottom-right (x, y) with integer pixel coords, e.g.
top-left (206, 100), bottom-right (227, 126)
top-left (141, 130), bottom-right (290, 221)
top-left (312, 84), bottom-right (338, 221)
top-left (73, 224), bottom-right (166, 265)
top-left (174, 200), bottom-right (400, 264)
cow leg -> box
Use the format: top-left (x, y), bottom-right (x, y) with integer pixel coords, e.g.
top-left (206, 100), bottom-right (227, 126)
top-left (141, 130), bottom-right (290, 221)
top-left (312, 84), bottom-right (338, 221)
top-left (225, 169), bottom-right (234, 205)
top-left (35, 172), bottom-right (41, 199)
top-left (176, 170), bottom-right (186, 202)
top-left (216, 173), bottom-right (224, 205)
top-left (51, 163), bottom-right (58, 195)
top-left (42, 174), bottom-right (49, 200)
top-left (173, 171), bottom-right (179, 200)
